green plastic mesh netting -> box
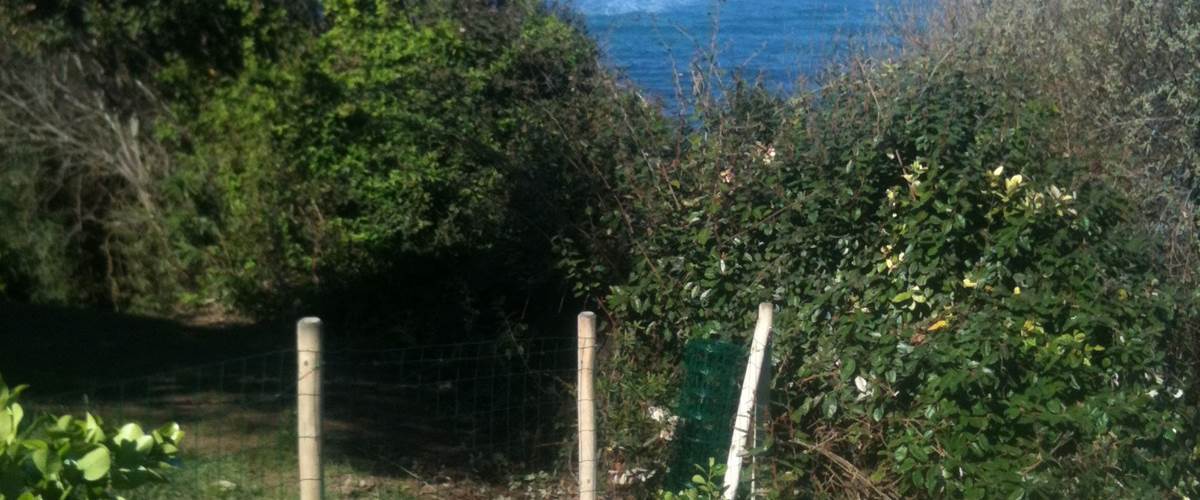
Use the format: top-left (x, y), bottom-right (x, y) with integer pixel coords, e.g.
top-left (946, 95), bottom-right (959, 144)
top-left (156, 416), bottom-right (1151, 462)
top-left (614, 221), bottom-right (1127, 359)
top-left (665, 338), bottom-right (746, 490)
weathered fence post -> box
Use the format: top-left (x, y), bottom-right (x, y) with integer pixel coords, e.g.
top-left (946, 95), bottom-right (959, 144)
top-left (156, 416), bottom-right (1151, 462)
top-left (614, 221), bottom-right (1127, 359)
top-left (750, 337), bottom-right (773, 497)
top-left (577, 311), bottom-right (598, 500)
top-left (297, 317), bottom-right (324, 500)
top-left (723, 303), bottom-right (775, 499)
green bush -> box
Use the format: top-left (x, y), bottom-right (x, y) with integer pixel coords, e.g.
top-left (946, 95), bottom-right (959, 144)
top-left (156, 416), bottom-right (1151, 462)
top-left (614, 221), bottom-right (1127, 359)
top-left (0, 374), bottom-right (183, 499)
top-left (907, 0), bottom-right (1200, 382)
top-left (1, 0), bottom-right (644, 326)
top-left (0, 0), bottom-right (313, 311)
top-left (580, 60), bottom-right (1198, 497)
top-left (0, 149), bottom-right (75, 304)
top-left (165, 0), bottom-right (658, 337)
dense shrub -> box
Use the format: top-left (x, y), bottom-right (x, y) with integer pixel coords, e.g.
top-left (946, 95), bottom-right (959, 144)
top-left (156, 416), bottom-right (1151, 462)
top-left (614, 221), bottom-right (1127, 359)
top-left (163, 0), bottom-right (660, 337)
top-left (0, 145), bottom-right (76, 303)
top-left (0, 0), bottom-right (317, 104)
top-left (0, 0), bottom-right (312, 309)
top-left (902, 0), bottom-right (1200, 380)
top-left (580, 59), bottom-right (1198, 497)
top-left (0, 0), bottom-right (654, 331)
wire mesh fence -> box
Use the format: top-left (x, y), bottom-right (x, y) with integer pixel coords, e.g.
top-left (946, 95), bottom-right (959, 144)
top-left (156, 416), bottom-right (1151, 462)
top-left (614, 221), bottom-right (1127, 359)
top-left (321, 336), bottom-right (579, 498)
top-left (29, 350), bottom-right (299, 498)
top-left (24, 334), bottom-right (580, 499)
top-left (665, 339), bottom-right (746, 491)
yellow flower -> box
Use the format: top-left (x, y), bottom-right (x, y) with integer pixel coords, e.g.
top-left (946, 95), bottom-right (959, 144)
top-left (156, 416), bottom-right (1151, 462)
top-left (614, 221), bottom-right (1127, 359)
top-left (1005, 175), bottom-right (1024, 194)
top-left (962, 277), bottom-right (978, 288)
top-left (1013, 286), bottom-right (1022, 296)
top-left (884, 250), bottom-right (905, 272)
top-left (1021, 318), bottom-right (1045, 336)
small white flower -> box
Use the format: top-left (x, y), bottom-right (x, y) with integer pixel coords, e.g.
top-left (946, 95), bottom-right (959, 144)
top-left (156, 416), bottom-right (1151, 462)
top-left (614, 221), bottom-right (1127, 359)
top-left (648, 406), bottom-right (679, 441)
top-left (1148, 389), bottom-right (1159, 398)
top-left (853, 375), bottom-right (874, 400)
top-left (763, 145), bottom-right (776, 165)
top-left (612, 467), bottom-right (655, 486)
top-left (649, 406), bottom-right (669, 422)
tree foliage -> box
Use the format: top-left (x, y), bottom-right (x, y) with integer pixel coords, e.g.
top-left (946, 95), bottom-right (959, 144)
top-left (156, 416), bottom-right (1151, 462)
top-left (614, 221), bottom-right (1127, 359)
top-left (162, 0), bottom-right (645, 337)
top-left (0, 0), bottom-right (312, 307)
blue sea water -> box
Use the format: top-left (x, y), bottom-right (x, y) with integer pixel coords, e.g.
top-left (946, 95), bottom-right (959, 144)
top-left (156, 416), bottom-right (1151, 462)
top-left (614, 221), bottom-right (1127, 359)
top-left (576, 0), bottom-right (897, 101)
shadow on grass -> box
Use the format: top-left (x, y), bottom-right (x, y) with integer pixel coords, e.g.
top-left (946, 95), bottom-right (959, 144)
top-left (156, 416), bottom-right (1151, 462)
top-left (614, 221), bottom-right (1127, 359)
top-left (0, 301), bottom-right (286, 393)
top-left (320, 344), bottom-right (577, 480)
top-left (2, 302), bottom-right (577, 498)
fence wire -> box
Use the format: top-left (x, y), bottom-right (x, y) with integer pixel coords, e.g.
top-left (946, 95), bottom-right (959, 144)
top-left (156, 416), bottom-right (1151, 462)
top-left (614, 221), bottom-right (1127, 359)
top-left (321, 336), bottom-right (578, 498)
top-left (25, 335), bottom-right (580, 499)
top-left (30, 349), bottom-right (298, 499)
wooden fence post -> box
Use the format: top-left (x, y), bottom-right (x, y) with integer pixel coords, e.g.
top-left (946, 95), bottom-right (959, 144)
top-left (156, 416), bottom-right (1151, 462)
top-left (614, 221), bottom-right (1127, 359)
top-left (297, 317), bottom-right (323, 500)
top-left (750, 338), bottom-right (773, 496)
top-left (723, 303), bottom-right (775, 499)
top-left (577, 311), bottom-right (598, 500)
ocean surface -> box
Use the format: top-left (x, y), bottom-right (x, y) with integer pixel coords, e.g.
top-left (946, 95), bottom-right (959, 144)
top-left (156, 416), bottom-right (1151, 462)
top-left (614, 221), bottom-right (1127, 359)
top-left (576, 0), bottom-right (899, 102)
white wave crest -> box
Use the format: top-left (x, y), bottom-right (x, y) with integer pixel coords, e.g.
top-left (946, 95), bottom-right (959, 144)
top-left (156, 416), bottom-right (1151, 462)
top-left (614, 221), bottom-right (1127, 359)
top-left (572, 0), bottom-right (704, 16)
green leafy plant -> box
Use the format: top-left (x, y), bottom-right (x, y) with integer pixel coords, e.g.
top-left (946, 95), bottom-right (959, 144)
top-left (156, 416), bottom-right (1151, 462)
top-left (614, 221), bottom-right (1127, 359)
top-left (659, 458), bottom-right (726, 500)
top-left (0, 374), bottom-right (183, 499)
